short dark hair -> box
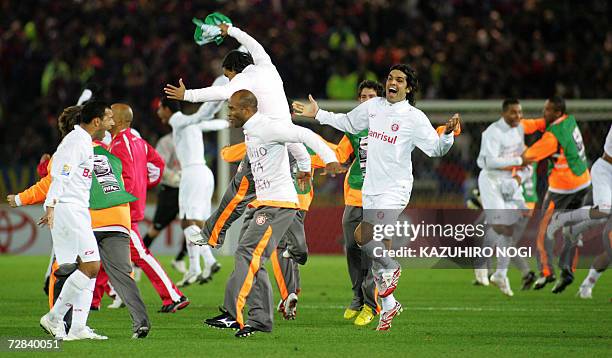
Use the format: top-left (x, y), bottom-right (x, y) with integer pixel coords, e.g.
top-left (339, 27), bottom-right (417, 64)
top-left (547, 95), bottom-right (566, 114)
top-left (58, 105), bottom-right (83, 137)
top-left (234, 89), bottom-right (258, 111)
top-left (80, 101), bottom-right (108, 124)
top-left (222, 50), bottom-right (254, 74)
top-left (160, 96), bottom-right (181, 113)
top-left (389, 64), bottom-right (419, 105)
top-left (502, 98), bottom-right (520, 112)
top-left (358, 80), bottom-right (384, 97)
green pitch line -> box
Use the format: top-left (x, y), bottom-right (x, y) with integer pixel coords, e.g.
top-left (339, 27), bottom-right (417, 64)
top-left (0, 255), bottom-right (610, 357)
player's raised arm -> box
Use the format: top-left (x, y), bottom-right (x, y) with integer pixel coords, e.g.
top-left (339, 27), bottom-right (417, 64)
top-left (219, 24), bottom-right (272, 66)
top-left (293, 95), bottom-right (369, 134)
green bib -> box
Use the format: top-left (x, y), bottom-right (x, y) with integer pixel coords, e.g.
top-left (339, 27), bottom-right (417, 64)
top-left (346, 129), bottom-right (369, 190)
top-left (521, 162), bottom-right (539, 204)
top-left (547, 115), bottom-right (588, 176)
top-left (89, 146), bottom-right (137, 210)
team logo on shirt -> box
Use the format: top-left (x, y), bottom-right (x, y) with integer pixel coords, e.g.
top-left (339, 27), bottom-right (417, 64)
top-left (377, 211), bottom-right (385, 220)
top-left (60, 164), bottom-right (71, 177)
top-left (391, 123), bottom-right (400, 132)
top-left (93, 155), bottom-right (120, 194)
top-left (256, 214), bottom-right (267, 225)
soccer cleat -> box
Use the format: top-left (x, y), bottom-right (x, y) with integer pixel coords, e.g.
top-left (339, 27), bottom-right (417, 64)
top-left (132, 326), bottom-right (150, 339)
top-left (40, 313), bottom-right (66, 340)
top-left (343, 307), bottom-right (359, 320)
top-left (90, 305), bottom-right (100, 311)
top-left (473, 269), bottom-right (490, 286)
top-left (277, 299), bottom-right (286, 313)
top-left (551, 269), bottom-right (574, 294)
top-left (283, 293), bottom-right (298, 320)
top-left (235, 325), bottom-right (261, 338)
top-left (65, 326), bottom-right (108, 341)
top-left (107, 295), bottom-right (125, 309)
top-left (205, 307), bottom-right (240, 330)
top-left (533, 274), bottom-right (556, 290)
top-left (198, 262), bottom-right (222, 284)
top-left (171, 259), bottom-right (187, 274)
top-left (521, 271), bottom-right (536, 291)
top-left (376, 267), bottom-right (401, 298)
top-left (577, 285), bottom-right (593, 299)
top-left (354, 305), bottom-right (376, 326)
top-left (376, 301), bottom-right (403, 331)
top-left (546, 212), bottom-right (563, 240)
top-left (490, 272), bottom-right (514, 297)
top-left (158, 296), bottom-right (190, 313)
top-left (177, 270), bottom-right (200, 288)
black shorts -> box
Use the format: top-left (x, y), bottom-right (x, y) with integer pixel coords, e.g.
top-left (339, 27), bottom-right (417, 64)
top-left (152, 184), bottom-right (179, 230)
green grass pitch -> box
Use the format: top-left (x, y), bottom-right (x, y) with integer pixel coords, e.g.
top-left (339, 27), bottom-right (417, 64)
top-left (0, 255), bottom-right (610, 357)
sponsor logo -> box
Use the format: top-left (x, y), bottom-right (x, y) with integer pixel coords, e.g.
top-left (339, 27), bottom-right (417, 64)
top-left (0, 209), bottom-right (37, 254)
top-left (84, 250), bottom-right (95, 256)
top-left (60, 164), bottom-right (71, 177)
top-left (377, 211), bottom-right (385, 220)
top-left (368, 129), bottom-right (397, 144)
top-left (391, 123), bottom-right (400, 132)
top-left (256, 214), bottom-right (267, 226)
top-left (93, 155), bottom-right (120, 194)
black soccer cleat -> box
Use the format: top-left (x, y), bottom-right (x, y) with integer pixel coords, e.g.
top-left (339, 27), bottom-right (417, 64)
top-left (158, 296), bottom-right (190, 313)
top-left (132, 326), bottom-right (150, 339)
top-left (521, 271), bottom-right (536, 290)
top-left (235, 325), bottom-right (261, 338)
top-left (205, 307), bottom-right (240, 330)
top-left (551, 269), bottom-right (574, 294)
top-left (533, 274), bottom-right (556, 290)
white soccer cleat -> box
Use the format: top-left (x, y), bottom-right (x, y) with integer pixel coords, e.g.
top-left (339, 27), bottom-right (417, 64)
top-left (65, 326), bottom-right (108, 341)
top-left (546, 213), bottom-right (563, 240)
top-left (376, 267), bottom-right (402, 298)
top-left (107, 295), bottom-right (125, 309)
top-left (474, 268), bottom-right (490, 286)
top-left (171, 259), bottom-right (187, 274)
top-left (376, 301), bottom-right (403, 331)
top-left (578, 285), bottom-right (593, 299)
top-left (177, 270), bottom-right (200, 288)
top-left (490, 272), bottom-right (514, 297)
top-left (40, 313), bottom-right (66, 340)
top-left (283, 293), bottom-right (298, 320)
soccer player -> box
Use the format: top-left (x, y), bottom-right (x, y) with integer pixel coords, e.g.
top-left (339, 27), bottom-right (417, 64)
top-left (335, 80), bottom-right (384, 326)
top-left (546, 124), bottom-right (612, 297)
top-left (203, 90), bottom-right (342, 338)
top-left (157, 92), bottom-right (229, 287)
top-left (293, 64), bottom-right (460, 331)
top-left (38, 101), bottom-right (113, 340)
top-left (475, 99), bottom-right (544, 296)
top-left (109, 103), bottom-right (189, 312)
top-left (142, 129), bottom-right (185, 273)
top-left (520, 96), bottom-right (591, 292)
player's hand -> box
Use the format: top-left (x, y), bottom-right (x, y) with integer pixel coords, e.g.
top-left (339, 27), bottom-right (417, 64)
top-left (321, 162), bottom-right (347, 178)
top-left (38, 207), bottom-right (54, 229)
top-left (292, 95), bottom-right (319, 118)
top-left (164, 78), bottom-right (186, 101)
top-left (6, 194), bottom-right (17, 207)
top-left (296, 171), bottom-right (312, 191)
top-left (218, 23), bottom-right (229, 36)
top-left (444, 113), bottom-right (461, 135)
top-left (520, 152), bottom-right (534, 165)
top-left (39, 153), bottom-right (51, 164)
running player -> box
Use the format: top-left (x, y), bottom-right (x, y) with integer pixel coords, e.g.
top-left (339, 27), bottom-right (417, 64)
top-left (293, 64), bottom-right (460, 331)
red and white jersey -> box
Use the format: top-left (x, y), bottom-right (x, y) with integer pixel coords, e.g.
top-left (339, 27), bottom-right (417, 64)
top-left (316, 98), bottom-right (454, 197)
top-left (45, 125), bottom-right (94, 208)
top-left (110, 128), bottom-right (164, 222)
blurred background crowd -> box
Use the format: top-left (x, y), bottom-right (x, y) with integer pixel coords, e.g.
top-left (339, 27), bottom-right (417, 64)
top-left (1, 0), bottom-right (610, 204)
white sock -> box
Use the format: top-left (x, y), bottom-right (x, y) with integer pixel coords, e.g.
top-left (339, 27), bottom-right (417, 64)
top-left (495, 234), bottom-right (511, 275)
top-left (50, 270), bottom-right (90, 322)
top-left (69, 278), bottom-right (95, 332)
top-left (582, 268), bottom-right (602, 287)
top-left (184, 228), bottom-right (201, 274)
top-left (200, 244), bottom-right (217, 267)
top-left (381, 294), bottom-right (397, 312)
top-left (555, 207), bottom-right (591, 226)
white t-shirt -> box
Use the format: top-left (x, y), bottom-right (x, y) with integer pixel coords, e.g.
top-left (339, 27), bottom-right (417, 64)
top-left (477, 118), bottom-right (525, 179)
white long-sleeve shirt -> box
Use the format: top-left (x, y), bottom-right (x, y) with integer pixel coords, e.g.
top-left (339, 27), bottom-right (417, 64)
top-left (477, 118), bottom-right (525, 179)
top-left (243, 112), bottom-right (337, 207)
top-left (182, 25), bottom-right (310, 172)
top-left (604, 124), bottom-right (612, 157)
top-left (170, 75), bottom-right (229, 168)
top-left (316, 97), bottom-right (454, 197)
top-left (44, 125), bottom-right (94, 208)
top-left (155, 133), bottom-right (181, 187)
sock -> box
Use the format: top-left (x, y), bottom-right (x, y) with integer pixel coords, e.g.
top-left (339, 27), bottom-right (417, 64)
top-left (381, 294), bottom-right (396, 312)
top-left (200, 244), bottom-right (217, 267)
top-left (511, 256), bottom-right (531, 276)
top-left (555, 207), bottom-right (591, 227)
top-left (495, 234), bottom-right (512, 276)
top-left (143, 233), bottom-right (154, 248)
top-left (582, 268), bottom-right (602, 287)
top-left (69, 278), bottom-right (95, 332)
top-left (50, 270), bottom-right (90, 322)
top-left (184, 228), bottom-right (201, 274)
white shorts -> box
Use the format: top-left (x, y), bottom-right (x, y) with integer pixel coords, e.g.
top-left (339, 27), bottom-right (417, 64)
top-left (50, 203), bottom-right (99, 265)
top-left (179, 164), bottom-right (214, 221)
top-left (591, 158), bottom-right (612, 213)
top-left (478, 171), bottom-right (525, 226)
top-left (362, 191), bottom-right (409, 226)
